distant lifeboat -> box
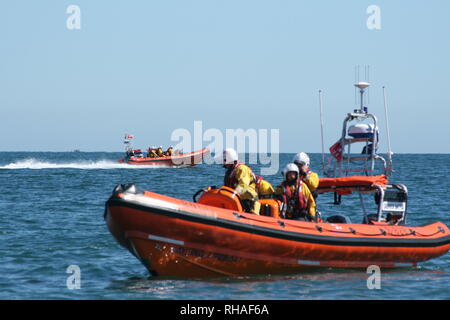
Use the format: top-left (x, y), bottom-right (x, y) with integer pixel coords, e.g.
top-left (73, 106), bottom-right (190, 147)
top-left (104, 180), bottom-right (450, 278)
top-left (118, 148), bottom-right (210, 167)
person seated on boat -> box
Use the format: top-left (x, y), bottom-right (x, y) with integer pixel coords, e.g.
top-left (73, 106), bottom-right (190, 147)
top-left (293, 152), bottom-right (319, 199)
top-left (254, 174), bottom-right (275, 199)
top-left (164, 146), bottom-right (173, 157)
top-left (222, 148), bottom-right (261, 215)
top-left (156, 146), bottom-right (164, 157)
top-left (274, 163), bottom-right (317, 221)
top-left (148, 147), bottom-right (158, 158)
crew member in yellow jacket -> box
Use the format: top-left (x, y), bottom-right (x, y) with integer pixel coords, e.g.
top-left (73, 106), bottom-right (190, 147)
top-left (222, 148), bottom-right (261, 214)
top-left (156, 146), bottom-right (164, 157)
top-left (274, 163), bottom-right (316, 221)
top-left (165, 146), bottom-right (173, 156)
top-left (148, 147), bottom-right (158, 158)
top-left (254, 175), bottom-right (275, 198)
top-left (292, 152), bottom-right (319, 198)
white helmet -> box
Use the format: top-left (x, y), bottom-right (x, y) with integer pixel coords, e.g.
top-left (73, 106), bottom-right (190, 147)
top-left (282, 163), bottom-right (299, 179)
top-left (223, 148), bottom-right (238, 164)
top-left (293, 152), bottom-right (310, 167)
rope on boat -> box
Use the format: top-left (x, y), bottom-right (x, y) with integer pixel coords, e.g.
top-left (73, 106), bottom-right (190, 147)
top-left (228, 212), bottom-right (444, 238)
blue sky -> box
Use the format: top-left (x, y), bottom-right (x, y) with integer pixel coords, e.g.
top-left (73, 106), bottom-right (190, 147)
top-left (1, 1), bottom-right (449, 152)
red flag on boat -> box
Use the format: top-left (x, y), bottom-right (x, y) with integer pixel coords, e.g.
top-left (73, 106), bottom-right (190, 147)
top-left (329, 140), bottom-right (343, 161)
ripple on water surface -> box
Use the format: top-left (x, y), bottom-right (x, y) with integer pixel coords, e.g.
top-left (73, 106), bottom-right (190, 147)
top-left (0, 153), bottom-right (449, 299)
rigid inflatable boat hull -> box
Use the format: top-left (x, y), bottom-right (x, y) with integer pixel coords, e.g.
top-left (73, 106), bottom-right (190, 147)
top-left (118, 148), bottom-right (209, 167)
top-left (105, 190), bottom-right (450, 278)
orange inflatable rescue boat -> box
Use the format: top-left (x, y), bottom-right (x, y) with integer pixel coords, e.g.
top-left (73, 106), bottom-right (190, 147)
top-left (117, 134), bottom-right (209, 167)
top-left (118, 148), bottom-right (209, 167)
top-left (104, 176), bottom-right (450, 278)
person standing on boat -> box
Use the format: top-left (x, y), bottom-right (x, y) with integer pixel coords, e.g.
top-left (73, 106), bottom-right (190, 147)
top-left (222, 148), bottom-right (261, 215)
top-left (293, 152), bottom-right (319, 199)
top-left (275, 163), bottom-right (317, 221)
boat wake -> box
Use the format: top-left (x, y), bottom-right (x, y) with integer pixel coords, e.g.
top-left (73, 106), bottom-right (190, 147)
top-left (0, 159), bottom-right (170, 170)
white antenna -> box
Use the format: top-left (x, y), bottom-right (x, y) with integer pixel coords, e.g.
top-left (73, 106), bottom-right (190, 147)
top-left (319, 90), bottom-right (325, 173)
top-left (382, 86), bottom-right (393, 174)
top-left (357, 65), bottom-right (360, 82)
top-left (354, 81), bottom-right (370, 113)
top-left (354, 65), bottom-right (371, 107)
top-left (354, 66), bottom-right (358, 105)
top-left (366, 65), bottom-right (370, 105)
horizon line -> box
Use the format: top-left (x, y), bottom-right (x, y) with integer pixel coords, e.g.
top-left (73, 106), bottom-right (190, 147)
top-left (1, 151), bottom-right (450, 155)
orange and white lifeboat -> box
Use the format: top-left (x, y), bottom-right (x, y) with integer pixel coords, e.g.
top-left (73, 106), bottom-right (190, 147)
top-left (104, 178), bottom-right (450, 278)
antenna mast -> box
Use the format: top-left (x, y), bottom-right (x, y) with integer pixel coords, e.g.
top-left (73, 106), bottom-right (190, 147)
top-left (354, 65), bottom-right (370, 112)
top-left (355, 81), bottom-right (370, 113)
top-left (124, 133), bottom-right (133, 152)
top-left (319, 90), bottom-right (325, 173)
top-left (383, 87), bottom-right (394, 174)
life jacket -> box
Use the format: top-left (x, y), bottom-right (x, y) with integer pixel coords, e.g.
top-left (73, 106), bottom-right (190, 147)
top-left (281, 179), bottom-right (307, 219)
top-left (254, 174), bottom-right (263, 189)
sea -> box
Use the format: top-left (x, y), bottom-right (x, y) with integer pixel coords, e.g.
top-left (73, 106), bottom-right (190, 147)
top-left (0, 152), bottom-right (449, 300)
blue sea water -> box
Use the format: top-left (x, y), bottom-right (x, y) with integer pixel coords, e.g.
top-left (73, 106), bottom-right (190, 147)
top-left (0, 152), bottom-right (449, 300)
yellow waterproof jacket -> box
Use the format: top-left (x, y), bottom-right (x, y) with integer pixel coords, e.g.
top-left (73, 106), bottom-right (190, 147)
top-left (225, 163), bottom-right (264, 214)
top-left (274, 181), bottom-right (316, 220)
top-left (148, 149), bottom-right (158, 158)
top-left (256, 178), bottom-right (275, 197)
top-left (303, 170), bottom-right (319, 192)
top-left (225, 163), bottom-right (258, 200)
top-left (156, 148), bottom-right (164, 157)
